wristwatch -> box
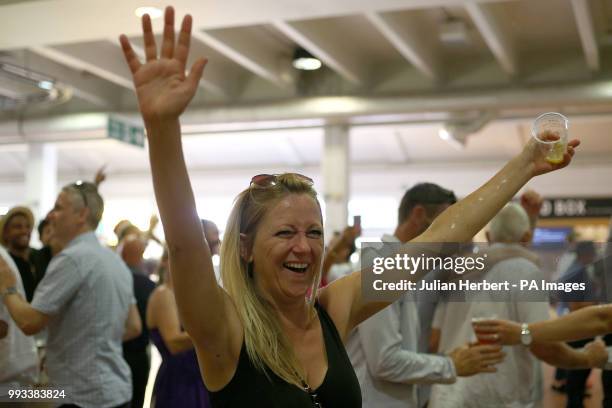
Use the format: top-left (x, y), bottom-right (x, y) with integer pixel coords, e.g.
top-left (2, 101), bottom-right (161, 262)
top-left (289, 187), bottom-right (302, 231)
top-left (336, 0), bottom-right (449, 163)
top-left (520, 323), bottom-right (532, 346)
top-left (1, 286), bottom-right (18, 300)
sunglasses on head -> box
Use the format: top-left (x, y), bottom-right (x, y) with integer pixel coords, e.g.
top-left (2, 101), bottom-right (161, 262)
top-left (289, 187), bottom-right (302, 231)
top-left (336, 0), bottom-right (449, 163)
top-left (250, 173), bottom-right (313, 188)
top-left (71, 180), bottom-right (95, 208)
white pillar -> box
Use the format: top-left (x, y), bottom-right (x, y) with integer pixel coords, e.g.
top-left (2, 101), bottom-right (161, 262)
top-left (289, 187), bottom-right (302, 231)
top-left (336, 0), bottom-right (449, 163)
top-left (25, 143), bottom-right (58, 221)
top-left (322, 124), bottom-right (350, 239)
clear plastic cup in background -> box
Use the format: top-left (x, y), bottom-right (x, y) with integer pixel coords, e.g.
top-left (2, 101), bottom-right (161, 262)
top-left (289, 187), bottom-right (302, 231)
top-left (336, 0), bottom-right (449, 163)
top-left (532, 112), bottom-right (569, 164)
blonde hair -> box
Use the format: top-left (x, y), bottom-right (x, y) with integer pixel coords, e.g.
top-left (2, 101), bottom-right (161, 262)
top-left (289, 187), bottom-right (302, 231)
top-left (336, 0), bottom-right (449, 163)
top-left (220, 173), bottom-right (322, 387)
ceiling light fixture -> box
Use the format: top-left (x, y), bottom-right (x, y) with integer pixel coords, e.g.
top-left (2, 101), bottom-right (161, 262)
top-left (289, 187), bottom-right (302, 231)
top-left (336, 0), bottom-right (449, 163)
top-left (292, 48), bottom-right (321, 71)
top-left (135, 6), bottom-right (163, 19)
top-left (0, 62), bottom-right (69, 111)
top-left (439, 20), bottom-right (472, 46)
top-left (1, 62), bottom-right (55, 90)
top-left (438, 125), bottom-right (469, 149)
top-left (439, 111), bottom-right (496, 149)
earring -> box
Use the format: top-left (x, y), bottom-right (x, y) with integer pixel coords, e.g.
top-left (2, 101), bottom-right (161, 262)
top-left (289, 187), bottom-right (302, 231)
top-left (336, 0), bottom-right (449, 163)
top-left (247, 261), bottom-right (254, 278)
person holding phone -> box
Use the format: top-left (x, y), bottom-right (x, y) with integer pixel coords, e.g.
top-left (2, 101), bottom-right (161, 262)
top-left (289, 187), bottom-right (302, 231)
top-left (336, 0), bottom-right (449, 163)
top-left (323, 217), bottom-right (361, 285)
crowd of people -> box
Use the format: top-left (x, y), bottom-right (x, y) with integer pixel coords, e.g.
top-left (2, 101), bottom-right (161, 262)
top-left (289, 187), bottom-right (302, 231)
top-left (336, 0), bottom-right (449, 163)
top-left (1, 5), bottom-right (612, 408)
top-left (0, 174), bottom-right (223, 408)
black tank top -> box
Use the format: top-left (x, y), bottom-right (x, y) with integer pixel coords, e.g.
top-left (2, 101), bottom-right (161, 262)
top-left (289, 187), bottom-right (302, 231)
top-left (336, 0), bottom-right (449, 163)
top-left (209, 302), bottom-right (362, 407)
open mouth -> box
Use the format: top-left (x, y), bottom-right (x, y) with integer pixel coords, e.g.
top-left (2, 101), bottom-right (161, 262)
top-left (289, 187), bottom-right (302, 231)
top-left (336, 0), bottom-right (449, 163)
top-left (283, 262), bottom-right (309, 274)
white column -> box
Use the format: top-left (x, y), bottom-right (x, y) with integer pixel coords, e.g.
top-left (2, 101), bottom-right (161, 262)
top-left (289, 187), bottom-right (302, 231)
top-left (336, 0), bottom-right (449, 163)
top-left (322, 124), bottom-right (350, 239)
top-left (25, 143), bottom-right (58, 220)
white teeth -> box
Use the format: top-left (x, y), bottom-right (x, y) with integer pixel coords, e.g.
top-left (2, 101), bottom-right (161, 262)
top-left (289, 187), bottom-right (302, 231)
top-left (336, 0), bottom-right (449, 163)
top-left (285, 263), bottom-right (308, 269)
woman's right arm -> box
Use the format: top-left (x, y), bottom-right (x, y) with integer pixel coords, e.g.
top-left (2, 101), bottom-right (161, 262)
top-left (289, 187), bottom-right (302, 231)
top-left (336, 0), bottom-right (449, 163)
top-left (475, 304), bottom-right (612, 345)
top-left (119, 7), bottom-right (240, 349)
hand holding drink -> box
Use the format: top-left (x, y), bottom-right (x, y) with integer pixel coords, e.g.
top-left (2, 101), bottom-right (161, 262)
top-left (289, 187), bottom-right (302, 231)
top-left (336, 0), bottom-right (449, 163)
top-left (471, 318), bottom-right (522, 345)
top-left (532, 112), bottom-right (569, 164)
top-left (472, 315), bottom-right (501, 345)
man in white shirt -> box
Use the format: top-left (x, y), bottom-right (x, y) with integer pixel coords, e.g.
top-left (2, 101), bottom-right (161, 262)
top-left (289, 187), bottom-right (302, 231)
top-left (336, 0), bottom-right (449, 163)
top-left (347, 183), bottom-right (504, 408)
top-left (0, 244), bottom-right (38, 400)
top-left (430, 203), bottom-right (605, 408)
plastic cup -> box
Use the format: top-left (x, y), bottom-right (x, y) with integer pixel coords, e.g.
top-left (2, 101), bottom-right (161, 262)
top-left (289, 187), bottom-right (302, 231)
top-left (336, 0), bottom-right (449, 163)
top-left (532, 112), bottom-right (569, 164)
top-left (471, 315), bottom-right (498, 345)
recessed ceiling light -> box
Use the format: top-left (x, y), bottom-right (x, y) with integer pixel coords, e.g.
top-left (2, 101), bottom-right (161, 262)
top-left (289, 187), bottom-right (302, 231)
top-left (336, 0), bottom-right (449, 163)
top-left (292, 48), bottom-right (321, 71)
top-left (135, 6), bottom-right (163, 19)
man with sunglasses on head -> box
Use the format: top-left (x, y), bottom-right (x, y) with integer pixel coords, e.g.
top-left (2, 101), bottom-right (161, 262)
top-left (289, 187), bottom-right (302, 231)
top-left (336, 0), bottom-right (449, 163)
top-left (0, 182), bottom-right (142, 408)
top-left (346, 183), bottom-right (506, 408)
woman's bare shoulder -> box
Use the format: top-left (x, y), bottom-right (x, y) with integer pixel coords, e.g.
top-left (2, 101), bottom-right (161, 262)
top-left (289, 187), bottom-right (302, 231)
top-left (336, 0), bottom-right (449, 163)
top-left (317, 272), bottom-right (360, 340)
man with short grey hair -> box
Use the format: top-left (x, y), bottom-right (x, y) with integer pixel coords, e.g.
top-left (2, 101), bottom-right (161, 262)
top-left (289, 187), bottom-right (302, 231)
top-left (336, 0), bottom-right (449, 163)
top-left (0, 181), bottom-right (142, 408)
top-left (487, 201), bottom-right (532, 243)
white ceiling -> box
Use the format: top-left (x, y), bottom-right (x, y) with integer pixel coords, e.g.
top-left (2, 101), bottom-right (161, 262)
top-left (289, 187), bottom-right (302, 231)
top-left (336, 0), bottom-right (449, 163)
top-left (0, 0), bottom-right (612, 209)
top-left (2, 0), bottom-right (612, 110)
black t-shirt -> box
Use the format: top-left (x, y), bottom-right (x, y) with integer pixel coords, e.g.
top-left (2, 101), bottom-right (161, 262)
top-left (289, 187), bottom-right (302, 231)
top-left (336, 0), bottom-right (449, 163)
top-left (123, 268), bottom-right (156, 354)
top-left (10, 252), bottom-right (36, 302)
top-left (29, 246), bottom-right (53, 285)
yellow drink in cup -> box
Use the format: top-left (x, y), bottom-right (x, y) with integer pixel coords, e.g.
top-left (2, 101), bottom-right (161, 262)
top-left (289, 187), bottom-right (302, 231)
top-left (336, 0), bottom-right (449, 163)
top-left (537, 129), bottom-right (567, 164)
top-left (547, 141), bottom-right (567, 164)
top-left (532, 113), bottom-right (569, 164)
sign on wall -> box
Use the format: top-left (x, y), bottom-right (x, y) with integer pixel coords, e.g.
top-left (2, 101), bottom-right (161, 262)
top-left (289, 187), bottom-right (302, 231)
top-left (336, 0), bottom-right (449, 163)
top-left (539, 197), bottom-right (612, 218)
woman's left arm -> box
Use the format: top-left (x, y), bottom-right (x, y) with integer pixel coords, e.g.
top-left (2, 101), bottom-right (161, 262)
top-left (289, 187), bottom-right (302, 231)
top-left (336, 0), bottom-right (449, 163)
top-left (415, 137), bottom-right (579, 244)
top-left (321, 137), bottom-right (580, 335)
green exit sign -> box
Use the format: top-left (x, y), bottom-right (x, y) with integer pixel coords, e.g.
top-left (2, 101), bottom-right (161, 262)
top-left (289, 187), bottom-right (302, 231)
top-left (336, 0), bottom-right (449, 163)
top-left (107, 118), bottom-right (145, 148)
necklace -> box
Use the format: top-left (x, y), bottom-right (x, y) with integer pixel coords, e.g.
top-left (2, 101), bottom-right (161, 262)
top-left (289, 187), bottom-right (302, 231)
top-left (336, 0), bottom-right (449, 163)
top-left (301, 379), bottom-right (323, 408)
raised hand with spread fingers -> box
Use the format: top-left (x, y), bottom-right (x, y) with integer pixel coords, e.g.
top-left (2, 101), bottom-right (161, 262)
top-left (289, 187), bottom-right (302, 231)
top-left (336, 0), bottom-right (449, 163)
top-left (118, 7), bottom-right (242, 395)
top-left (119, 6), bottom-right (207, 123)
